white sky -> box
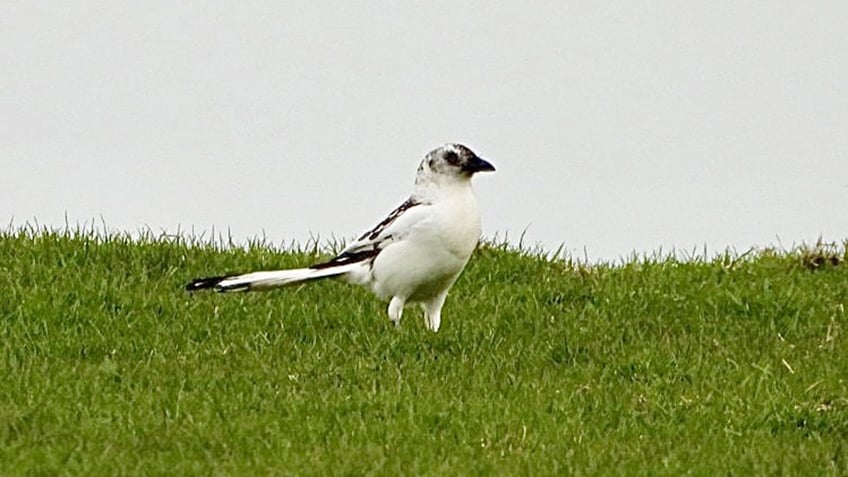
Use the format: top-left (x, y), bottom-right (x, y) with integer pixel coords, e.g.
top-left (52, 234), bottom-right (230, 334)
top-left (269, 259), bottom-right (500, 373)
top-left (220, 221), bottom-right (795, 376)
top-left (2, 2), bottom-right (847, 262)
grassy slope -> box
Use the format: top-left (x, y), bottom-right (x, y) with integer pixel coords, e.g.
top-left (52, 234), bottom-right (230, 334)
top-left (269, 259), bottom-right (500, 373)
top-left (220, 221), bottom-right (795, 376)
top-left (1, 230), bottom-right (846, 476)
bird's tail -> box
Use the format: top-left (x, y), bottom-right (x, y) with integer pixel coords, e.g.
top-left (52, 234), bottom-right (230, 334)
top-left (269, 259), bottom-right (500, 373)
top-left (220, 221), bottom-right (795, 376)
top-left (185, 263), bottom-right (358, 293)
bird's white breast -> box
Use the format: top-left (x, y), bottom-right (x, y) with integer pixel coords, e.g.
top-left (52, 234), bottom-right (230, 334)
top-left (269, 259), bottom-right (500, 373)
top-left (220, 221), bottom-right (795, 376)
top-left (369, 186), bottom-right (481, 302)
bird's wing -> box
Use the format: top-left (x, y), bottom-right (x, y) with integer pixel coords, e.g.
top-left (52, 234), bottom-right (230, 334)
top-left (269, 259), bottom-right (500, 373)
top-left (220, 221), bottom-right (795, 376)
top-left (186, 199), bottom-right (433, 292)
top-left (312, 198), bottom-right (431, 269)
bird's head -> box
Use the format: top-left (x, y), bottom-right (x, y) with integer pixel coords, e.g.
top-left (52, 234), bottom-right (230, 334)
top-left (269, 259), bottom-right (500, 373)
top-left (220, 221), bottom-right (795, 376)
top-left (415, 144), bottom-right (495, 186)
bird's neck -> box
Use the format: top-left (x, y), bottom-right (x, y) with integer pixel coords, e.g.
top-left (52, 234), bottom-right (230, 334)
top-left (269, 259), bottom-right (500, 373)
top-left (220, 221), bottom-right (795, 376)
top-left (412, 177), bottom-right (473, 203)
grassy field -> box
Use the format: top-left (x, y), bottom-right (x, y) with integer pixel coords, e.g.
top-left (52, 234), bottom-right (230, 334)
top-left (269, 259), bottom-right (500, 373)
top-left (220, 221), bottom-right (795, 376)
top-left (1, 228), bottom-right (846, 476)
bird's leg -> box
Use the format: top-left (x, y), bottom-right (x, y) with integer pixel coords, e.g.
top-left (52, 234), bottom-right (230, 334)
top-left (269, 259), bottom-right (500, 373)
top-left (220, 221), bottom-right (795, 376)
top-left (422, 292), bottom-right (448, 332)
top-left (388, 296), bottom-right (405, 327)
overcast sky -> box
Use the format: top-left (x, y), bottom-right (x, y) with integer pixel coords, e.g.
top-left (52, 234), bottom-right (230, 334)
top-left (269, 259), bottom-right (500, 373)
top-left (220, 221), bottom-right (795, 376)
top-left (3, 2), bottom-right (846, 262)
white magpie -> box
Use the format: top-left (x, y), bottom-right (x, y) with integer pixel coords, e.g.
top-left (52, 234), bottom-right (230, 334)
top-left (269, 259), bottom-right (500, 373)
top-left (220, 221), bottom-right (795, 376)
top-left (186, 143), bottom-right (495, 331)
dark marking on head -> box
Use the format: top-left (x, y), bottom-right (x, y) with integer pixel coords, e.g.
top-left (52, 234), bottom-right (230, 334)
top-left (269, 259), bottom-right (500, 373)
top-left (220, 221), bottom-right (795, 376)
top-left (443, 150), bottom-right (460, 165)
top-left (453, 144), bottom-right (474, 157)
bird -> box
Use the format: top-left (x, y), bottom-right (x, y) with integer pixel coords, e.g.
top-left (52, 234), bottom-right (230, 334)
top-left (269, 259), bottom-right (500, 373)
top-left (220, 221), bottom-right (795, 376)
top-left (185, 143), bottom-right (495, 332)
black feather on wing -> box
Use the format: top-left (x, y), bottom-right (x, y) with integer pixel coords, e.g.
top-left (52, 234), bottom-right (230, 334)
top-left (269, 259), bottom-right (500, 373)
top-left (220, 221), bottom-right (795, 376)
top-left (357, 198), bottom-right (421, 242)
top-left (309, 198), bottom-right (423, 271)
top-left (310, 248), bottom-right (381, 270)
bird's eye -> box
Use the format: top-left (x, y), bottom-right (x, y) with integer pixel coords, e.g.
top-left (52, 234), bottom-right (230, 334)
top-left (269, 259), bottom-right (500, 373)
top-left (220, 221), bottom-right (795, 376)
top-left (443, 150), bottom-right (459, 165)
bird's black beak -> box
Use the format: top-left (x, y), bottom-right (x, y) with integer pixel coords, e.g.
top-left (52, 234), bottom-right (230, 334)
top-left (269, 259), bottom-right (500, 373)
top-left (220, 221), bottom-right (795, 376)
top-left (463, 155), bottom-right (496, 173)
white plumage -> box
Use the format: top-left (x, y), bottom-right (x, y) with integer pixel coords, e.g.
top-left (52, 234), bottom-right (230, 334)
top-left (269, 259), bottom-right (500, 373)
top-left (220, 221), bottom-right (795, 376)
top-left (186, 143), bottom-right (495, 331)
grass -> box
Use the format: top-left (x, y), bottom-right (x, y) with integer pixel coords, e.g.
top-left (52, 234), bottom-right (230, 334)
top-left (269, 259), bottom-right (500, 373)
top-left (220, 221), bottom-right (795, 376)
top-left (1, 228), bottom-right (847, 476)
